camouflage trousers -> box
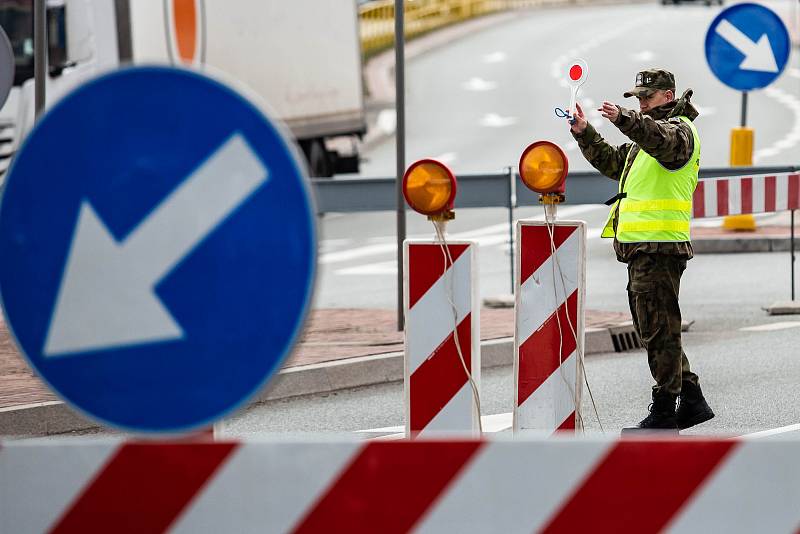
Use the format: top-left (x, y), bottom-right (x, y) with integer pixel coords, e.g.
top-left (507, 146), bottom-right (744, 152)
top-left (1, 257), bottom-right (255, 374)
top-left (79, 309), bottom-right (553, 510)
top-left (627, 252), bottom-right (699, 396)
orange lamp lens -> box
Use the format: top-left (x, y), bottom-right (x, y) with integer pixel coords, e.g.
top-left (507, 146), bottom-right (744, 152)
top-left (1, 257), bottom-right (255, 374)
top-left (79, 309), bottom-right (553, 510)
top-left (519, 142), bottom-right (568, 193)
top-left (403, 160), bottom-right (455, 215)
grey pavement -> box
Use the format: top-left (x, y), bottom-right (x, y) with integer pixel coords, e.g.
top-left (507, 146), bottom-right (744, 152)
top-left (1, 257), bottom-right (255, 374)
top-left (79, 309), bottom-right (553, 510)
top-left (357, 0), bottom-right (799, 178)
top-left (3, 0), bottom-right (799, 438)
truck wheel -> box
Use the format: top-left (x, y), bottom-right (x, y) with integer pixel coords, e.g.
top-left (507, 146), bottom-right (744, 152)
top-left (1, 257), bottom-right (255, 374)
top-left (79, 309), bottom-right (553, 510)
top-left (303, 139), bottom-right (333, 178)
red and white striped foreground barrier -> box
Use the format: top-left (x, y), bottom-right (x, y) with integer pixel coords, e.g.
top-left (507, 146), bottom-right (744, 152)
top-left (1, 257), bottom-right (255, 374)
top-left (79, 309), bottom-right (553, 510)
top-left (694, 172), bottom-right (800, 218)
top-left (514, 221), bottom-right (585, 434)
top-left (2, 437), bottom-right (799, 533)
top-left (404, 240), bottom-right (479, 437)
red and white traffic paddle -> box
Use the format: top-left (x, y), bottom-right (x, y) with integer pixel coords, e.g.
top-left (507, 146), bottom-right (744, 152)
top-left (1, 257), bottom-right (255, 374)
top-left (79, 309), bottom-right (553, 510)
top-left (556, 59), bottom-right (589, 123)
top-left (567, 59), bottom-right (588, 117)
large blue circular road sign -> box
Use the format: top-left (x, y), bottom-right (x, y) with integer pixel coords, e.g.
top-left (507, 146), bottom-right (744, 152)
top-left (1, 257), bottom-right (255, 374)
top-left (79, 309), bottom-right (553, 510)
top-left (0, 66), bottom-right (317, 434)
top-left (705, 3), bottom-right (790, 91)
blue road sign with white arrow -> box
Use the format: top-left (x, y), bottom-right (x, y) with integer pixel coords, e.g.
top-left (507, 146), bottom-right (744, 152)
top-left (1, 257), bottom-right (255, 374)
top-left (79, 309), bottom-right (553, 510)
top-left (705, 3), bottom-right (790, 92)
top-left (0, 66), bottom-right (317, 433)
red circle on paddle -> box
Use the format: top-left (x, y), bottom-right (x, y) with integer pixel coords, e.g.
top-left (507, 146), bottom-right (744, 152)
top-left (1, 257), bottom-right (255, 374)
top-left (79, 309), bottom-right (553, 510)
top-left (569, 64), bottom-right (583, 81)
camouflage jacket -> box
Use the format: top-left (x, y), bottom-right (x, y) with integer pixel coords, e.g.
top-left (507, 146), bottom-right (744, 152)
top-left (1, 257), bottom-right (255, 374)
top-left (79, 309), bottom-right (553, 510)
top-left (572, 89), bottom-right (700, 263)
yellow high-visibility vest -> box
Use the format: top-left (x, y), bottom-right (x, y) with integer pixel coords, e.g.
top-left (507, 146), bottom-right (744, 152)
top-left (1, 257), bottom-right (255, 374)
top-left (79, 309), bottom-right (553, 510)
top-left (602, 116), bottom-right (700, 242)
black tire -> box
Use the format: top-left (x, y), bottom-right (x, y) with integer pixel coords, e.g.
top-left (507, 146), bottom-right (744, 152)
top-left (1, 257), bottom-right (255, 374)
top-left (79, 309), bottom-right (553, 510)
top-left (302, 139), bottom-right (333, 178)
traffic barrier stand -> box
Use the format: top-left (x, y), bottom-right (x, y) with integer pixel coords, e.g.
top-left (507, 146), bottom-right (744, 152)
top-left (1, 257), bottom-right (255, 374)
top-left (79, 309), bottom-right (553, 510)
top-left (3, 437), bottom-right (800, 532)
top-left (402, 159), bottom-right (481, 438)
top-left (514, 219), bottom-right (586, 435)
top-left (404, 239), bottom-right (480, 437)
top-left (513, 141), bottom-right (587, 435)
top-left (694, 171), bottom-right (800, 217)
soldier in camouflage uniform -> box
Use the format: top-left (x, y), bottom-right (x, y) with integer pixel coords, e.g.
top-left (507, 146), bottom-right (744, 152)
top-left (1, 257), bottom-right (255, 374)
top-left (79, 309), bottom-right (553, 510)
top-left (568, 69), bottom-right (714, 432)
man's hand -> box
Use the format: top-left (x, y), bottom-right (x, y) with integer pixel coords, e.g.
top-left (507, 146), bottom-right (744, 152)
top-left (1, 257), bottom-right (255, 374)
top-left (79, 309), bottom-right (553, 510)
top-left (569, 102), bottom-right (587, 134)
top-left (599, 101), bottom-right (620, 123)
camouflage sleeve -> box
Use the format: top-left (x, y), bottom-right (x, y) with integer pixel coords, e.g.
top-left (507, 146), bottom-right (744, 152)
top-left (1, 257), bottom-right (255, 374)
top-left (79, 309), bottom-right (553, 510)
top-left (612, 106), bottom-right (694, 170)
top-left (571, 122), bottom-right (632, 182)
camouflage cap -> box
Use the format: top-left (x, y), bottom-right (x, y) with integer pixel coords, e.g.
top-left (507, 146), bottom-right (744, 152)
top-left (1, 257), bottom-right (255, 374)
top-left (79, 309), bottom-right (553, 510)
top-left (623, 69), bottom-right (676, 98)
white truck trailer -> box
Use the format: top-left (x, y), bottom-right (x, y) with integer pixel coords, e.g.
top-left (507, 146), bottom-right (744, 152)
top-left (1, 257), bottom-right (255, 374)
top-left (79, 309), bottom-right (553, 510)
top-left (0, 0), bottom-right (366, 178)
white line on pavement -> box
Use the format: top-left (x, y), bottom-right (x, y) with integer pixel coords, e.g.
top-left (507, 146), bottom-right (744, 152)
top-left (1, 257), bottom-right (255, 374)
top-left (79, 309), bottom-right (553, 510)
top-left (321, 205), bottom-right (606, 265)
top-left (462, 77), bottom-right (497, 92)
top-left (742, 423), bottom-right (800, 439)
top-left (755, 86), bottom-right (800, 163)
top-left (479, 113), bottom-right (518, 128)
top-left (630, 50), bottom-right (655, 62)
top-left (356, 418), bottom-right (800, 440)
top-left (376, 108), bottom-right (397, 135)
top-left (336, 261), bottom-right (396, 276)
top-left (739, 321), bottom-right (800, 332)
top-left (482, 51), bottom-right (506, 64)
top-left (432, 152), bottom-right (458, 165)
top-left (355, 412), bottom-right (513, 437)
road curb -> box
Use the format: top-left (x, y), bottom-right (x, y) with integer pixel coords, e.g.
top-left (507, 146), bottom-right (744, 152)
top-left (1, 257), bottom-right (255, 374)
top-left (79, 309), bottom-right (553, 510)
top-left (692, 235), bottom-right (795, 254)
top-left (0, 325), bottom-right (633, 436)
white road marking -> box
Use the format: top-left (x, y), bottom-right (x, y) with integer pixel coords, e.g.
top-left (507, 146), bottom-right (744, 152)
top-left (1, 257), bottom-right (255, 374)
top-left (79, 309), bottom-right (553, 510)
top-left (323, 205), bottom-right (606, 269)
top-left (789, 68), bottom-right (800, 79)
top-left (630, 50), bottom-right (655, 62)
top-left (480, 113), bottom-right (518, 128)
top-left (755, 86), bottom-right (800, 163)
top-left (694, 105), bottom-right (717, 116)
top-left (320, 242), bottom-right (396, 264)
top-left (376, 108), bottom-right (397, 135)
top-left (319, 238), bottom-right (354, 253)
top-left (482, 51), bottom-right (507, 64)
top-left (739, 321), bottom-right (800, 332)
top-left (462, 77), bottom-right (497, 91)
top-left (337, 260), bottom-right (396, 276)
top-left (432, 152), bottom-right (458, 165)
top-left (355, 412), bottom-right (513, 437)
top-left (743, 423), bottom-right (800, 439)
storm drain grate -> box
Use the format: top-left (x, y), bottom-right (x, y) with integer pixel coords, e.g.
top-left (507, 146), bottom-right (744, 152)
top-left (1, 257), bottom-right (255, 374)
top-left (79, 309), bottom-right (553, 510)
top-left (610, 326), bottom-right (642, 352)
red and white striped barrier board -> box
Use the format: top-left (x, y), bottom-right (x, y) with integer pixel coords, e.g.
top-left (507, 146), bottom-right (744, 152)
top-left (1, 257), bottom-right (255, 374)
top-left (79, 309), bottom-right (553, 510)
top-left (3, 438), bottom-right (800, 533)
top-left (514, 221), bottom-right (586, 434)
top-left (404, 240), bottom-right (480, 437)
top-left (693, 172), bottom-right (800, 218)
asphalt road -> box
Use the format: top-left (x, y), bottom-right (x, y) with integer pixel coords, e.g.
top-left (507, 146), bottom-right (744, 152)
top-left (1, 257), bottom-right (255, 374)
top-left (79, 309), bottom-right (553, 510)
top-left (359, 0), bottom-right (799, 177)
top-left (221, 312), bottom-right (800, 437)
top-left (222, 1), bottom-right (800, 438)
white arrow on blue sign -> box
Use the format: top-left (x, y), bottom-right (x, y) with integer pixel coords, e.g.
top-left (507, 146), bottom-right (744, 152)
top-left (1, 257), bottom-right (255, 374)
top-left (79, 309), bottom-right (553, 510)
top-left (0, 66), bottom-right (317, 434)
top-left (705, 3), bottom-right (790, 91)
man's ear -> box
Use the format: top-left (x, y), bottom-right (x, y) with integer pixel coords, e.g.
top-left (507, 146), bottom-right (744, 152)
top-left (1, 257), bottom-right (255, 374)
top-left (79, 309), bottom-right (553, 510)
top-left (666, 90), bottom-right (675, 102)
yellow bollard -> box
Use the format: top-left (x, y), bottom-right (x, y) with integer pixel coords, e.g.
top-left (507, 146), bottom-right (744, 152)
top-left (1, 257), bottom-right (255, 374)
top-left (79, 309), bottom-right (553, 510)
top-left (723, 127), bottom-right (756, 231)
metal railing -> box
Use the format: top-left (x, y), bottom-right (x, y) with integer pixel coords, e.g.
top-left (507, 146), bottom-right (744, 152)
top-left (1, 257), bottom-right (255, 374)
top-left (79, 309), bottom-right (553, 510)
top-left (311, 165), bottom-right (800, 213)
top-left (359, 0), bottom-right (592, 55)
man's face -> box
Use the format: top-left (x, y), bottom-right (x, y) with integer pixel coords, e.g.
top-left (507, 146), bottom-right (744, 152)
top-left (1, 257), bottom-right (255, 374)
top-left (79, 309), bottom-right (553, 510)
top-left (637, 90), bottom-right (674, 113)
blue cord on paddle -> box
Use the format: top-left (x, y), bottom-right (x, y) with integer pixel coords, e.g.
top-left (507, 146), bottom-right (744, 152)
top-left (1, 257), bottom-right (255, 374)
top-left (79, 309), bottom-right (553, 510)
top-left (555, 107), bottom-right (576, 124)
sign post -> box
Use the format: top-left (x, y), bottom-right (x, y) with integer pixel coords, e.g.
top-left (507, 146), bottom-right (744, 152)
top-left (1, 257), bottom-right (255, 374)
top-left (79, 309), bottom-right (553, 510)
top-left (705, 3), bottom-right (791, 232)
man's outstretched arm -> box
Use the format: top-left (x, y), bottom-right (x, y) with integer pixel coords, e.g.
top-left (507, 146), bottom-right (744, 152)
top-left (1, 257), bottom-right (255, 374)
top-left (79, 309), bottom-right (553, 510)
top-left (600, 101), bottom-right (693, 169)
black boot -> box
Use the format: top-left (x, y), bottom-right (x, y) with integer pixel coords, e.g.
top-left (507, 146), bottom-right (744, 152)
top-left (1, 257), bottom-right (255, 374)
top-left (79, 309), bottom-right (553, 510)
top-left (676, 381), bottom-right (715, 430)
top-left (621, 391), bottom-right (679, 435)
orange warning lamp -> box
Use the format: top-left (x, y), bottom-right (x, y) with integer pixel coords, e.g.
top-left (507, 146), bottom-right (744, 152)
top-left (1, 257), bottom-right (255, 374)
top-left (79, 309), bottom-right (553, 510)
top-left (518, 141), bottom-right (569, 204)
top-left (402, 159), bottom-right (457, 219)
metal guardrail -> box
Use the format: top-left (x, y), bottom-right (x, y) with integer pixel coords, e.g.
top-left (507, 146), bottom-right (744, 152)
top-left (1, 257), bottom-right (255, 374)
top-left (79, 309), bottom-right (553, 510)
top-left (359, 0), bottom-right (593, 55)
top-left (311, 166), bottom-right (800, 213)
